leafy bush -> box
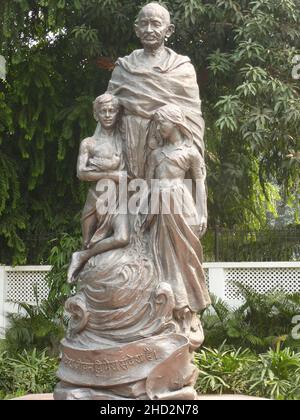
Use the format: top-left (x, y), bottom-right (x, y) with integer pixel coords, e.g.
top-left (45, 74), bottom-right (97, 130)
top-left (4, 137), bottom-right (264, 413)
top-left (1, 0), bottom-right (300, 265)
top-left (202, 284), bottom-right (300, 352)
top-left (5, 304), bottom-right (65, 357)
top-left (46, 232), bottom-right (81, 318)
top-left (195, 346), bottom-right (300, 400)
top-left (4, 280), bottom-right (68, 357)
top-left (247, 348), bottom-right (300, 400)
top-left (0, 349), bottom-right (58, 400)
top-left (195, 346), bottom-right (255, 395)
top-left (4, 233), bottom-right (80, 356)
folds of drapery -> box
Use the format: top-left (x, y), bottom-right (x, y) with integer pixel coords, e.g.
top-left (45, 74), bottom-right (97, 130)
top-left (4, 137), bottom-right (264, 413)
top-left (104, 48), bottom-right (205, 178)
top-left (148, 182), bottom-right (211, 313)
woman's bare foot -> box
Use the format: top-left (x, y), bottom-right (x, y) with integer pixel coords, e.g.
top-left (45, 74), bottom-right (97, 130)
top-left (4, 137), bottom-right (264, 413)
top-left (67, 251), bottom-right (88, 284)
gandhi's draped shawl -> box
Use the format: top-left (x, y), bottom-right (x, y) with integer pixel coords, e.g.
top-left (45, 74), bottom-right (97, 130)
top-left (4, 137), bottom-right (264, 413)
top-left (107, 48), bottom-right (205, 174)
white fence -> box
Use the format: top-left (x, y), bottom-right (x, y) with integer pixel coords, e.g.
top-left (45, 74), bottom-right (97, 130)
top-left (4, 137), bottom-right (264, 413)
top-left (0, 266), bottom-right (51, 338)
top-left (0, 263), bottom-right (300, 337)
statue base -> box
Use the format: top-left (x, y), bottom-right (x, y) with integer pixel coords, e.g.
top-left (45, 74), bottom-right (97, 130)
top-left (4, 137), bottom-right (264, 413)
top-left (54, 238), bottom-right (204, 401)
top-left (54, 333), bottom-right (198, 400)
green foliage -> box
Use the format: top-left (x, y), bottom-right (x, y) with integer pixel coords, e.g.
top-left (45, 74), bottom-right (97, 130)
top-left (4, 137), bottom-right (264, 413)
top-left (0, 349), bottom-right (58, 399)
top-left (247, 348), bottom-right (300, 400)
top-left (195, 346), bottom-right (256, 395)
top-left (2, 231), bottom-right (81, 360)
top-left (202, 283), bottom-right (300, 352)
top-left (2, 230), bottom-right (83, 361)
top-left (0, 0), bottom-right (299, 265)
top-left (0, 340), bottom-right (6, 352)
top-left (46, 231), bottom-right (81, 316)
top-left (5, 296), bottom-right (65, 357)
top-left (203, 0), bottom-right (300, 227)
top-left (195, 345), bottom-right (300, 400)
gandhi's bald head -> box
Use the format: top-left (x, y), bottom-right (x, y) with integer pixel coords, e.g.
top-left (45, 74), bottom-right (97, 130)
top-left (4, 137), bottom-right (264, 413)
top-left (135, 3), bottom-right (174, 52)
top-left (137, 3), bottom-right (171, 24)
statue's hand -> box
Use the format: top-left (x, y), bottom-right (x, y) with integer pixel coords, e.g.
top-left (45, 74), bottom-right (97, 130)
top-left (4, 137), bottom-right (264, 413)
top-left (89, 158), bottom-right (103, 168)
top-left (89, 154), bottom-right (120, 171)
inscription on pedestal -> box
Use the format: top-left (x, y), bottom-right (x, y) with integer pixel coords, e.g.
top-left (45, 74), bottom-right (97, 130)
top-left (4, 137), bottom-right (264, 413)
top-left (57, 334), bottom-right (189, 388)
top-left (62, 346), bottom-right (158, 376)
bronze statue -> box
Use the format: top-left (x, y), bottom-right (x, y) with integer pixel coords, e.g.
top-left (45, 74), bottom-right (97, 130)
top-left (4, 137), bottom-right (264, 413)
top-left (55, 3), bottom-right (210, 401)
top-left (141, 105), bottom-right (210, 322)
top-left (106, 2), bottom-right (205, 179)
top-left (67, 94), bottom-right (129, 283)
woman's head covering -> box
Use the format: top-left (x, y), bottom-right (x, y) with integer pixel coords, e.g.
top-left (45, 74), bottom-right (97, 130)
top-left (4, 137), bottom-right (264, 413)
top-left (154, 104), bottom-right (193, 145)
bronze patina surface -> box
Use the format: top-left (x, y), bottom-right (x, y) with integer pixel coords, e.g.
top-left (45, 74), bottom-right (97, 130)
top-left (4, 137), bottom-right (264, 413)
top-left (55, 3), bottom-right (210, 400)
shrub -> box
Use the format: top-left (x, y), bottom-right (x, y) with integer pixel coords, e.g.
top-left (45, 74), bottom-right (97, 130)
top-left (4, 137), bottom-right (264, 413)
top-left (195, 346), bottom-right (300, 400)
top-left (195, 346), bottom-right (255, 395)
top-left (5, 291), bottom-right (65, 357)
top-left (202, 284), bottom-right (300, 353)
top-left (0, 349), bottom-right (58, 399)
top-left (247, 348), bottom-right (300, 400)
top-left (4, 233), bottom-right (80, 356)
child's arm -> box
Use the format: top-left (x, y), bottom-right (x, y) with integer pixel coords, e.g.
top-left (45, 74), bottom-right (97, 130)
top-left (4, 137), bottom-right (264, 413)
top-left (89, 154), bottom-right (121, 171)
top-left (77, 139), bottom-right (122, 182)
top-left (77, 138), bottom-right (93, 180)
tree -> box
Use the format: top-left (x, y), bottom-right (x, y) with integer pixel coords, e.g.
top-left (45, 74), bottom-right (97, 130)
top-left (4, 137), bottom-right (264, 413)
top-left (0, 0), bottom-right (299, 264)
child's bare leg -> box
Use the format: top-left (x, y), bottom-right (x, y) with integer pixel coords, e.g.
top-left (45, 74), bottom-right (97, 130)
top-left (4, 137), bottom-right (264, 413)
top-left (83, 214), bottom-right (129, 259)
top-left (68, 214), bottom-right (129, 283)
top-left (82, 212), bottom-right (98, 249)
top-left (81, 189), bottom-right (98, 249)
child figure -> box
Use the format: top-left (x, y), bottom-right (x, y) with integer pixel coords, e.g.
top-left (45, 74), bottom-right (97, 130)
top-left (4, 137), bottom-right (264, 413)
top-left (67, 94), bottom-right (129, 283)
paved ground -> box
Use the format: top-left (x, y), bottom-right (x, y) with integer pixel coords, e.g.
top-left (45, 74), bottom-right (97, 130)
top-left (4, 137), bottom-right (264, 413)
top-left (12, 394), bottom-right (267, 400)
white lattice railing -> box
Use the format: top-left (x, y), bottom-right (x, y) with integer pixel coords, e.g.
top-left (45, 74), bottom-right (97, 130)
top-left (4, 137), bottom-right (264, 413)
top-left (0, 266), bottom-right (51, 337)
top-left (0, 262), bottom-right (300, 337)
top-left (205, 262), bottom-right (300, 308)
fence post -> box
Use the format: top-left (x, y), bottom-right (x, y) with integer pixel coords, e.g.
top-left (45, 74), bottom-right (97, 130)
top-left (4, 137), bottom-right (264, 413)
top-left (214, 225), bottom-right (220, 262)
top-left (0, 266), bottom-right (6, 337)
top-left (208, 265), bottom-right (226, 301)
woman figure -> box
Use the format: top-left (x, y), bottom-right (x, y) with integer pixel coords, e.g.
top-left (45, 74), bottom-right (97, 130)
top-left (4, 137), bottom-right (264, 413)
top-left (140, 104), bottom-right (211, 332)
